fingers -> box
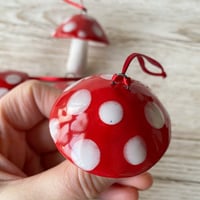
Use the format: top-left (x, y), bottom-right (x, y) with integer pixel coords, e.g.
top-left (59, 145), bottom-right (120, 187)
top-left (0, 154), bottom-right (26, 178)
top-left (100, 184), bottom-right (138, 200)
top-left (27, 119), bottom-right (57, 154)
top-left (41, 151), bottom-right (65, 170)
top-left (0, 161), bottom-right (113, 200)
top-left (100, 173), bottom-right (153, 200)
top-left (0, 157), bottom-right (153, 200)
top-left (117, 172), bottom-right (153, 190)
top-left (0, 80), bottom-right (61, 131)
top-left (0, 171), bottom-right (24, 181)
top-left (0, 80), bottom-right (61, 157)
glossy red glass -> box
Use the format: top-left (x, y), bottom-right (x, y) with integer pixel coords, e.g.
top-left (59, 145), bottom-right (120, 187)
top-left (49, 53), bottom-right (171, 178)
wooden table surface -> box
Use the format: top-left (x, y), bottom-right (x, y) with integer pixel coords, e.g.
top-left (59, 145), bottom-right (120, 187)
top-left (0, 0), bottom-right (199, 199)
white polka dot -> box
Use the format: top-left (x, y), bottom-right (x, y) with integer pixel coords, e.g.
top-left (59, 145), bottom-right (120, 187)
top-left (67, 89), bottom-right (91, 115)
top-left (78, 30), bottom-right (87, 38)
top-left (49, 118), bottom-right (60, 142)
top-left (99, 101), bottom-right (123, 125)
top-left (100, 74), bottom-right (113, 80)
top-left (63, 22), bottom-right (77, 32)
top-left (5, 74), bottom-right (22, 85)
top-left (124, 136), bottom-right (147, 165)
top-left (0, 88), bottom-right (9, 97)
top-left (144, 102), bottom-right (165, 129)
top-left (71, 139), bottom-right (100, 171)
top-left (92, 25), bottom-right (103, 37)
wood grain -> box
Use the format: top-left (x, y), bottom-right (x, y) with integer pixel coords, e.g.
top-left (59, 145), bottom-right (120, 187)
top-left (0, 0), bottom-right (200, 199)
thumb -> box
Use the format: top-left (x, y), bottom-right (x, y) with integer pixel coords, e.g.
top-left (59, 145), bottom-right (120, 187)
top-left (2, 161), bottom-right (114, 200)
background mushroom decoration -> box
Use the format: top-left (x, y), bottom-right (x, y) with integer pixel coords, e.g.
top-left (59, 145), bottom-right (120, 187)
top-left (0, 1), bottom-right (109, 96)
top-left (0, 70), bottom-right (80, 98)
top-left (0, 71), bottom-right (29, 98)
top-left (49, 52), bottom-right (171, 178)
top-left (53, 0), bottom-right (109, 77)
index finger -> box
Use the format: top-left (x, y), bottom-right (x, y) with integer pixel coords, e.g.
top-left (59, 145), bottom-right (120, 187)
top-left (0, 80), bottom-right (61, 131)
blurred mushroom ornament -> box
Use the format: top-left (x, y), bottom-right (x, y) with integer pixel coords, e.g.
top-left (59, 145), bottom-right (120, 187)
top-left (0, 70), bottom-right (81, 98)
top-left (53, 0), bottom-right (109, 76)
top-left (0, 70), bottom-right (29, 97)
top-left (49, 53), bottom-right (171, 178)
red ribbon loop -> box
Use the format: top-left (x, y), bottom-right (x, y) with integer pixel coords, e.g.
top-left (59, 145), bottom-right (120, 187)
top-left (121, 53), bottom-right (167, 78)
top-left (112, 53), bottom-right (167, 89)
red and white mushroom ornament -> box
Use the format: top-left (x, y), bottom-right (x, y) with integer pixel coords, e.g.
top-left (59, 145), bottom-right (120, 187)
top-left (0, 70), bottom-right (82, 98)
top-left (49, 53), bottom-right (171, 178)
top-left (53, 1), bottom-right (109, 76)
top-left (0, 70), bottom-right (29, 97)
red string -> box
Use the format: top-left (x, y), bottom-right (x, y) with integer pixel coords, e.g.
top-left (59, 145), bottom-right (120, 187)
top-left (121, 53), bottom-right (139, 74)
top-left (63, 0), bottom-right (87, 12)
top-left (121, 53), bottom-right (167, 78)
top-left (112, 53), bottom-right (167, 88)
top-left (30, 76), bottom-right (81, 82)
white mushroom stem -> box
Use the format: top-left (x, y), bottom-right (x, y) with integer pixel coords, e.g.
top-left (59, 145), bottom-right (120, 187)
top-left (66, 38), bottom-right (88, 76)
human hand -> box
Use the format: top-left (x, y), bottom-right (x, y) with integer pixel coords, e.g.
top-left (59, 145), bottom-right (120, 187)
top-left (0, 80), bottom-right (153, 200)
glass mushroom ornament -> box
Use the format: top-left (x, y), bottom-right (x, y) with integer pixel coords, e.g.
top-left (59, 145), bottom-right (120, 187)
top-left (53, 1), bottom-right (109, 76)
top-left (0, 70), bottom-right (29, 98)
top-left (49, 53), bottom-right (171, 178)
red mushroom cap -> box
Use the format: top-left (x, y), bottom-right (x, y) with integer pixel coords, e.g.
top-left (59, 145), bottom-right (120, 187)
top-left (53, 14), bottom-right (109, 45)
top-left (49, 53), bottom-right (171, 178)
top-left (50, 74), bottom-right (171, 178)
top-left (0, 79), bottom-right (10, 97)
top-left (0, 70), bottom-right (29, 97)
